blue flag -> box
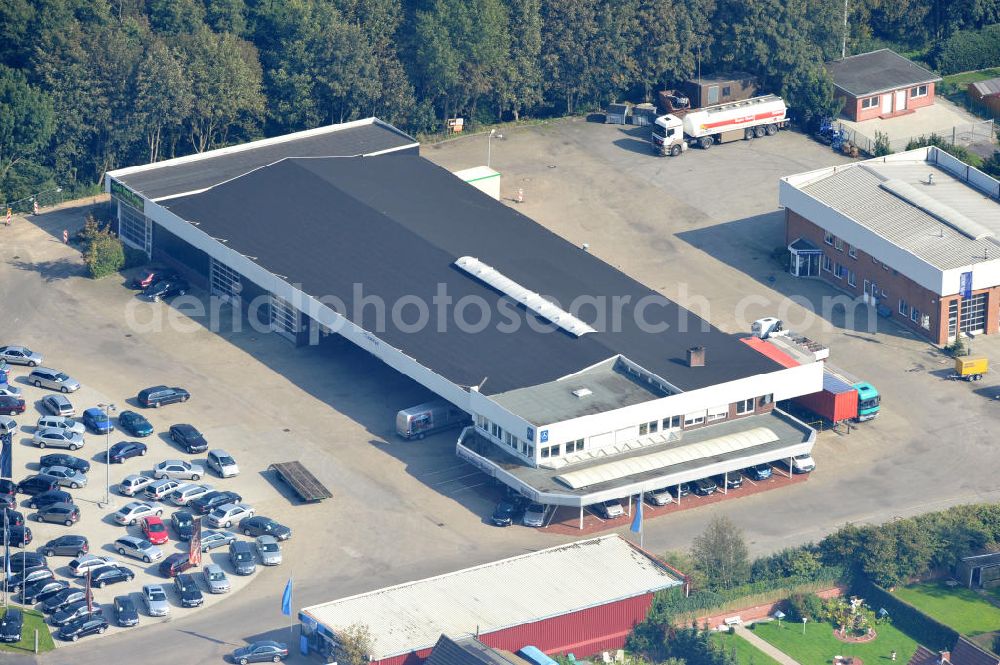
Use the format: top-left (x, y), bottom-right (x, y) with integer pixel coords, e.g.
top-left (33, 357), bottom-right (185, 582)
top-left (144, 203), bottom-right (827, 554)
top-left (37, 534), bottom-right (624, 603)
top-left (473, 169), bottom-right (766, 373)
top-left (281, 578), bottom-right (293, 616)
top-left (0, 433), bottom-right (12, 480)
top-left (630, 497), bottom-right (643, 533)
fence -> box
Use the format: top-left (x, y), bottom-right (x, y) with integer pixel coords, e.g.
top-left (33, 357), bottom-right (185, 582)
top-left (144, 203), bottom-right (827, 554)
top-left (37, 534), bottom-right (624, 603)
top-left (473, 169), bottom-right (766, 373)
top-left (850, 577), bottom-right (958, 651)
top-left (839, 119), bottom-right (996, 156)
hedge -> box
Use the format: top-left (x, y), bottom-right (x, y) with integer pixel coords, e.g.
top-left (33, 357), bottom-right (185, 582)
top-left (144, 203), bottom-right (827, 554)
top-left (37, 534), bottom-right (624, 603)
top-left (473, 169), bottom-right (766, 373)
top-left (850, 577), bottom-right (958, 651)
top-left (931, 24), bottom-right (1000, 75)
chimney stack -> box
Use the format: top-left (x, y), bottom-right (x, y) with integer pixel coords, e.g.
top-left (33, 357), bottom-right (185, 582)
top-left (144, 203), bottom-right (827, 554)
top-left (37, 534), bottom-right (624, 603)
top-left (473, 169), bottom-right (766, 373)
top-left (687, 346), bottom-right (706, 367)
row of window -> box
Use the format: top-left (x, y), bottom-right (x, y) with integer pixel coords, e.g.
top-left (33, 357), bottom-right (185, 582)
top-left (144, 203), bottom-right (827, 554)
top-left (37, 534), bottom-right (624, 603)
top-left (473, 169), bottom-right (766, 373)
top-left (823, 255), bottom-right (858, 286)
top-left (478, 416), bottom-right (535, 459)
top-left (823, 232), bottom-right (858, 258)
top-left (540, 439), bottom-right (584, 459)
top-left (899, 299), bottom-right (931, 330)
top-left (859, 85), bottom-right (928, 109)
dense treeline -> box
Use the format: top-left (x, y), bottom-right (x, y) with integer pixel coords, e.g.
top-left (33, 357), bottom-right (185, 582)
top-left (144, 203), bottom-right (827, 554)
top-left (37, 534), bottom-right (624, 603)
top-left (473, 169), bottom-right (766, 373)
top-left (2, 0), bottom-right (1000, 204)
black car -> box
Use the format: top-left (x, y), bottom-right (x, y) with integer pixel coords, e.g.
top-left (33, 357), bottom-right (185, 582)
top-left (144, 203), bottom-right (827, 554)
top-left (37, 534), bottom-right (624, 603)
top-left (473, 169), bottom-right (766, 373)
top-left (16, 475), bottom-right (59, 496)
top-left (39, 453), bottom-right (90, 474)
top-left (190, 490), bottom-right (242, 516)
top-left (692, 478), bottom-right (718, 496)
top-left (670, 483), bottom-right (691, 498)
top-left (3, 551), bottom-right (47, 575)
top-left (0, 524), bottom-right (31, 547)
top-left (107, 441), bottom-right (148, 463)
top-left (238, 516), bottom-right (292, 540)
top-left (159, 552), bottom-right (195, 578)
top-left (136, 385), bottom-right (190, 408)
top-left (113, 595), bottom-right (139, 627)
top-left (7, 567), bottom-right (53, 593)
top-left (117, 410), bottom-right (153, 437)
top-left (169, 424), bottom-right (208, 454)
top-left (51, 601), bottom-right (102, 627)
top-left (21, 578), bottom-right (69, 604)
top-left (90, 564), bottom-right (134, 588)
top-left (712, 473), bottom-right (744, 490)
top-left (43, 588), bottom-right (87, 613)
top-left (0, 607), bottom-right (22, 643)
top-left (33, 502), bottom-right (80, 526)
top-left (142, 277), bottom-right (190, 301)
top-left (490, 500), bottom-right (521, 527)
top-left (58, 614), bottom-right (108, 641)
top-left (0, 479), bottom-right (17, 496)
top-left (41, 534), bottom-right (88, 557)
top-left (171, 510), bottom-right (194, 541)
top-left (0, 494), bottom-right (16, 510)
top-left (0, 396), bottom-right (25, 416)
top-left (129, 268), bottom-right (176, 290)
top-left (173, 573), bottom-right (203, 607)
top-left (744, 463), bottom-right (774, 481)
top-left (27, 489), bottom-right (72, 510)
top-left (1, 507), bottom-right (24, 526)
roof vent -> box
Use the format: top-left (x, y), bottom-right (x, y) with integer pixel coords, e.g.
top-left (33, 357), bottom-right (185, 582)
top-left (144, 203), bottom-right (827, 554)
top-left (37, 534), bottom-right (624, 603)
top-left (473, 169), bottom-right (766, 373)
top-left (571, 388), bottom-right (593, 398)
top-left (687, 346), bottom-right (706, 367)
top-left (879, 179), bottom-right (994, 241)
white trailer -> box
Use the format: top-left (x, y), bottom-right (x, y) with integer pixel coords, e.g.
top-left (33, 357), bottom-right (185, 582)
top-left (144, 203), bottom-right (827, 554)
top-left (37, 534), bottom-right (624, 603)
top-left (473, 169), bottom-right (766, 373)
top-left (652, 94), bottom-right (789, 156)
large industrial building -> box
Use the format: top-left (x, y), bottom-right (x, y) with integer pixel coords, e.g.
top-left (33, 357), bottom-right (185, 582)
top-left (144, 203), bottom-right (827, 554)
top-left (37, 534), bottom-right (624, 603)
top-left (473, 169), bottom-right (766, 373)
top-left (106, 118), bottom-right (823, 523)
top-left (782, 146), bottom-right (1000, 345)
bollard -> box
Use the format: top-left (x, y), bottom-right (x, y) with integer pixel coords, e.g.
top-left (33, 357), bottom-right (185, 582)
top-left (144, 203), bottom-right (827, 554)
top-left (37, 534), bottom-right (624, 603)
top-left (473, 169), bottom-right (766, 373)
top-left (63, 229), bottom-right (69, 244)
top-left (34, 628), bottom-right (38, 654)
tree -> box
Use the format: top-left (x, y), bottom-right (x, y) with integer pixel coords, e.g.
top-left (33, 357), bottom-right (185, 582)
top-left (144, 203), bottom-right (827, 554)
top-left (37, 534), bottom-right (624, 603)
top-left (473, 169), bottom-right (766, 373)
top-left (781, 62), bottom-right (842, 131)
top-left (691, 515), bottom-right (750, 590)
top-left (146, 0), bottom-right (206, 34)
top-left (0, 65), bottom-right (54, 192)
top-left (498, 0), bottom-right (543, 120)
top-left (540, 0), bottom-right (600, 113)
top-left (85, 229), bottom-right (126, 279)
top-left (982, 151), bottom-right (1000, 178)
top-left (135, 39), bottom-right (194, 162)
top-left (336, 623), bottom-right (373, 665)
top-left (661, 549), bottom-right (707, 592)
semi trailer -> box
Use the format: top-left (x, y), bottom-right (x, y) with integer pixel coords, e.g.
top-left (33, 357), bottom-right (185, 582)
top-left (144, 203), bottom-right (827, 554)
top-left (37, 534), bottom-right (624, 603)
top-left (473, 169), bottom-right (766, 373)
top-left (651, 94), bottom-right (789, 156)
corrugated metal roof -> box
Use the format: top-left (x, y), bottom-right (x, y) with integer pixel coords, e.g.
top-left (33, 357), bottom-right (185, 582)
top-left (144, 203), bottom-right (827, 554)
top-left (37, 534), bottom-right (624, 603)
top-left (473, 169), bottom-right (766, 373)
top-left (301, 536), bottom-right (681, 659)
top-left (822, 371), bottom-right (854, 394)
top-left (971, 77), bottom-right (1000, 97)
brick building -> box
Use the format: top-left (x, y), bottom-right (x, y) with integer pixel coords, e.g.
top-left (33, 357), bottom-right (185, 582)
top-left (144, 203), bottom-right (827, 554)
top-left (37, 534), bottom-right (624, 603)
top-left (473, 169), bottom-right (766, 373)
top-left (780, 147), bottom-right (1000, 346)
top-left (826, 49), bottom-right (941, 122)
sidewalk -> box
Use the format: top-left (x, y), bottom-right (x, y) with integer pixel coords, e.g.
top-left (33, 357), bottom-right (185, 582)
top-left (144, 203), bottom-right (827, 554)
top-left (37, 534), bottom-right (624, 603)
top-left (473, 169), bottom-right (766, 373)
top-left (735, 624), bottom-right (803, 665)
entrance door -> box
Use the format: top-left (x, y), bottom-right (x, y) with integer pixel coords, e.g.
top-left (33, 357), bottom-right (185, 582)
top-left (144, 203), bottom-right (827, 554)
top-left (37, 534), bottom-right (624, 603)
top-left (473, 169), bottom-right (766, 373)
top-left (894, 89), bottom-right (906, 112)
top-left (790, 249), bottom-right (821, 277)
top-left (881, 94), bottom-right (891, 114)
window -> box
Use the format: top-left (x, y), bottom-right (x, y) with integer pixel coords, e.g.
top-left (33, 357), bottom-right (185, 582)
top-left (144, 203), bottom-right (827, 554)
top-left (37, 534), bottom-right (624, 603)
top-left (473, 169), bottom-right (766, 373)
top-left (527, 445), bottom-right (534, 457)
top-left (861, 96), bottom-right (879, 109)
top-left (565, 439), bottom-right (584, 453)
top-left (476, 415), bottom-right (487, 430)
top-left (505, 432), bottom-right (515, 448)
top-left (520, 440), bottom-right (528, 453)
top-left (736, 398), bottom-right (754, 414)
top-left (722, 85), bottom-right (731, 97)
top-left (491, 423), bottom-right (503, 440)
top-left (834, 263), bottom-right (845, 279)
top-left (683, 410), bottom-right (706, 427)
top-left (921, 314), bottom-right (931, 330)
top-left (550, 444), bottom-right (560, 456)
top-left (639, 423), bottom-right (648, 436)
top-left (848, 244), bottom-right (857, 259)
top-left (823, 255), bottom-right (833, 272)
top-left (707, 405), bottom-right (728, 422)
top-left (910, 84), bottom-right (928, 98)
top-left (848, 270), bottom-right (857, 287)
top-left (824, 231), bottom-right (835, 246)
top-left (649, 420), bottom-right (658, 433)
top-left (911, 307), bottom-right (920, 323)
top-left (835, 237), bottom-right (844, 251)
top-left (540, 446), bottom-right (550, 459)
top-left (899, 299), bottom-right (909, 316)
top-left (662, 415), bottom-right (681, 430)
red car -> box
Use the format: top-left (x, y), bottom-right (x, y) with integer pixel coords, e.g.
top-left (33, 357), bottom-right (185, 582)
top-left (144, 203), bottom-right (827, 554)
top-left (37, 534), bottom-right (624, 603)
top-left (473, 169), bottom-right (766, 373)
top-left (141, 516), bottom-right (169, 545)
top-left (0, 397), bottom-right (25, 415)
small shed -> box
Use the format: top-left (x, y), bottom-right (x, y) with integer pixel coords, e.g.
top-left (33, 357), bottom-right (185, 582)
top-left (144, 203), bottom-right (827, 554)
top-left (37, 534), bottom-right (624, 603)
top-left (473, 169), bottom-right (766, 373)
top-left (968, 77), bottom-right (1000, 118)
top-left (957, 551), bottom-right (1000, 589)
top-left (605, 103), bottom-right (631, 125)
top-left (629, 103), bottom-right (658, 127)
top-left (680, 73), bottom-right (758, 108)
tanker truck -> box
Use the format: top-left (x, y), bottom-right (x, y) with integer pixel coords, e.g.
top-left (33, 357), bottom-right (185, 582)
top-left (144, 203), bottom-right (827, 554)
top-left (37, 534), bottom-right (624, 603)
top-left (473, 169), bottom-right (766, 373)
top-left (651, 94), bottom-right (789, 156)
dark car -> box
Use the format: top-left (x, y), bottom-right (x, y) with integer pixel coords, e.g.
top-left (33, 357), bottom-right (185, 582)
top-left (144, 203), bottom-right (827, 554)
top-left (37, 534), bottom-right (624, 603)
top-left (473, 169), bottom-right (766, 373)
top-left (0, 479), bottom-right (16, 496)
top-left (4, 551), bottom-right (47, 575)
top-left (142, 277), bottom-right (190, 301)
top-left (0, 607), bottom-right (23, 643)
top-left (670, 483), bottom-right (691, 499)
top-left (239, 516), bottom-right (292, 540)
top-left (41, 534), bottom-right (88, 557)
top-left (712, 473), bottom-right (744, 490)
top-left (7, 567), bottom-right (53, 593)
top-left (232, 641), bottom-right (289, 664)
top-left (27, 489), bottom-right (72, 510)
top-left (107, 441), bottom-right (148, 463)
top-left (0, 396), bottom-right (26, 416)
top-left (189, 490), bottom-right (242, 516)
top-left (51, 601), bottom-right (103, 627)
top-left (58, 614), bottom-right (108, 641)
top-left (113, 595), bottom-right (139, 627)
top-left (0, 524), bottom-right (32, 547)
top-left (490, 500), bottom-right (521, 527)
top-left (744, 463), bottom-right (773, 481)
top-left (21, 578), bottom-right (69, 604)
top-left (39, 453), bottom-right (90, 474)
top-left (137, 385), bottom-right (190, 408)
top-left (130, 268), bottom-right (176, 290)
top-left (0, 494), bottom-right (16, 511)
top-left (173, 573), bottom-right (203, 607)
top-left (229, 541), bottom-right (256, 576)
top-left (118, 410), bottom-right (153, 437)
top-left (33, 502), bottom-right (80, 526)
top-left (692, 478), bottom-right (718, 496)
top-left (171, 510), bottom-right (194, 541)
top-left (159, 552), bottom-right (195, 578)
top-left (90, 564), bottom-right (134, 588)
top-left (43, 588), bottom-right (87, 613)
top-left (17, 475), bottom-right (59, 496)
top-left (169, 424), bottom-right (208, 454)
top-left (1, 507), bottom-right (24, 526)
top-left (81, 408), bottom-right (114, 434)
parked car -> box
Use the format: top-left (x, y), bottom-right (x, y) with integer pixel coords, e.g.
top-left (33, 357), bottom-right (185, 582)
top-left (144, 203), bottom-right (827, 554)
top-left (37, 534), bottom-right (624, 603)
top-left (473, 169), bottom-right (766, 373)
top-left (58, 615), bottom-right (109, 642)
top-left (50, 601), bottom-right (102, 627)
top-left (80, 408), bottom-right (114, 434)
top-left (38, 466), bottom-right (87, 489)
top-left (136, 385), bottom-right (190, 408)
top-left (117, 410), bottom-right (153, 437)
top-left (0, 524), bottom-right (32, 547)
top-left (36, 416), bottom-right (85, 435)
top-left (21, 578), bottom-right (69, 604)
top-left (239, 516), bottom-right (291, 541)
top-left (39, 453), bottom-right (90, 474)
top-left (144, 478), bottom-right (182, 502)
top-left (41, 534), bottom-right (88, 557)
top-left (17, 475), bottom-right (59, 496)
top-left (33, 502), bottom-right (80, 526)
top-left (0, 415), bottom-right (17, 435)
top-left (118, 474), bottom-right (155, 497)
top-left (173, 573), bottom-right (203, 607)
top-left (645, 488), bottom-right (674, 506)
top-left (692, 478), bottom-right (718, 496)
top-left (171, 510), bottom-right (194, 541)
top-left (159, 552), bottom-right (195, 578)
top-left (0, 494), bottom-right (15, 511)
top-left (199, 529), bottom-right (237, 552)
top-left (90, 564), bottom-right (135, 588)
top-left (775, 454), bottom-right (816, 474)
top-left (0, 397), bottom-right (26, 415)
top-left (744, 463), bottom-right (773, 481)
top-left (108, 441), bottom-right (148, 463)
top-left (207, 502), bottom-right (254, 529)
top-left (0, 385), bottom-right (22, 398)
top-left (4, 551), bottom-right (47, 575)
top-left (229, 540), bottom-right (256, 575)
top-left (114, 535), bottom-right (163, 563)
top-left (169, 424), bottom-right (208, 454)
top-left (114, 501), bottom-right (161, 526)
top-left (206, 449), bottom-right (239, 478)
top-left (203, 563), bottom-right (230, 593)
top-left (712, 473), bottom-right (744, 489)
top-left (522, 503), bottom-right (547, 527)
top-left (130, 268), bottom-right (176, 290)
top-left (27, 489), bottom-right (71, 510)
top-left (43, 588), bottom-right (87, 613)
top-left (0, 479), bottom-right (15, 496)
top-left (113, 595), bottom-right (139, 627)
top-left (255, 535), bottom-right (282, 566)
top-left (171, 483), bottom-right (212, 506)
top-left (143, 277), bottom-right (190, 301)
top-left (141, 584), bottom-right (170, 616)
top-left (7, 567), bottom-right (53, 593)
top-left (153, 459), bottom-right (204, 481)
top-left (592, 499), bottom-right (625, 519)
top-left (490, 500), bottom-right (521, 527)
top-left (0, 345), bottom-right (42, 366)
top-left (68, 554), bottom-right (116, 578)
top-left (29, 368), bottom-right (80, 393)
top-left (1, 507), bottom-right (23, 526)
top-left (231, 641), bottom-right (289, 664)
top-left (0, 607), bottom-right (21, 643)
top-left (32, 428), bottom-right (84, 450)
top-left (670, 483), bottom-right (692, 498)
top-left (189, 490), bottom-right (241, 515)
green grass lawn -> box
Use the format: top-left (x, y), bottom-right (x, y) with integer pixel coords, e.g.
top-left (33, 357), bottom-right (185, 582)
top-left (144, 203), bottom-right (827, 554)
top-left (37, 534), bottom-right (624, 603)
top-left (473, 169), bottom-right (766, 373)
top-left (711, 631), bottom-right (784, 665)
top-left (894, 582), bottom-right (1000, 636)
top-left (752, 620), bottom-right (919, 665)
top-left (942, 67), bottom-right (1000, 88)
top-left (0, 606), bottom-right (55, 654)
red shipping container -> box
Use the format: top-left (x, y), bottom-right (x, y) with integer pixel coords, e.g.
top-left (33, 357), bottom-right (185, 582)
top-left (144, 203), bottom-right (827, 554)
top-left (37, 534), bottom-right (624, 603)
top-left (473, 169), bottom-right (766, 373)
top-left (792, 370), bottom-right (858, 423)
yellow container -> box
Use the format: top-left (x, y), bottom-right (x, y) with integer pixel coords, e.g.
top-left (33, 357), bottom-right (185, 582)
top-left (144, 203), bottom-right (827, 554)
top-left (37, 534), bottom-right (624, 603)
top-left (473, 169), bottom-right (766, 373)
top-left (955, 356), bottom-right (989, 376)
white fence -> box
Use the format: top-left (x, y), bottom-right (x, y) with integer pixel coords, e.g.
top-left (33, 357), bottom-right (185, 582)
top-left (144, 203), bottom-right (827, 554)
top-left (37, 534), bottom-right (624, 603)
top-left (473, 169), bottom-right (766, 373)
top-left (840, 119), bottom-right (996, 155)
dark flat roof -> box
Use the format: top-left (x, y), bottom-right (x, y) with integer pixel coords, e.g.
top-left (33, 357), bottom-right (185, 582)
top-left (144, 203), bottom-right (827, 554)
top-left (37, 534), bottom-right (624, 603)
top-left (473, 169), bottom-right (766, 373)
top-left (115, 121), bottom-right (416, 201)
top-left (162, 154), bottom-right (781, 395)
top-left (826, 49), bottom-right (940, 97)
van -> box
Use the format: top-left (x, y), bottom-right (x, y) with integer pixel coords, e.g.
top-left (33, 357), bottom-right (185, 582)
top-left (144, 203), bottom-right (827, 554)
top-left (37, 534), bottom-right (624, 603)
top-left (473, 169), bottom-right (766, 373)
top-left (395, 400), bottom-right (468, 440)
top-left (776, 454), bottom-right (816, 474)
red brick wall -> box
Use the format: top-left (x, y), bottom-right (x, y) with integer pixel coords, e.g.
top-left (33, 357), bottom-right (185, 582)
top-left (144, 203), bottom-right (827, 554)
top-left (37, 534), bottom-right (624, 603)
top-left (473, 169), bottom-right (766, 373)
top-left (694, 586), bottom-right (845, 627)
top-left (842, 82), bottom-right (936, 121)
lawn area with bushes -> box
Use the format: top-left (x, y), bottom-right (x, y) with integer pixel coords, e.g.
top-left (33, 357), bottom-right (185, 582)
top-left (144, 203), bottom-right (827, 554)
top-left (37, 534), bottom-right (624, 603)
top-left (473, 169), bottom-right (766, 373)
top-left (710, 631), bottom-right (783, 665)
top-left (893, 582), bottom-right (1000, 636)
top-left (752, 620), bottom-right (918, 664)
top-left (941, 67), bottom-right (1000, 89)
top-left (0, 607), bottom-right (54, 654)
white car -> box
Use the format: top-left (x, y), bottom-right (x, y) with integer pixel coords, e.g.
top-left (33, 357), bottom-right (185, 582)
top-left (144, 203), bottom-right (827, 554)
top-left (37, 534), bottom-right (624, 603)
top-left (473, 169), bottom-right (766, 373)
top-left (206, 449), bottom-right (239, 478)
top-left (0, 345), bottom-right (43, 366)
top-left (114, 535), bottom-right (163, 563)
top-left (0, 386), bottom-right (22, 399)
top-left (35, 416), bottom-right (86, 436)
top-left (38, 465), bottom-right (88, 489)
top-left (171, 483), bottom-right (212, 506)
top-left (143, 478), bottom-right (182, 501)
top-left (206, 502), bottom-right (254, 529)
top-left (114, 501), bottom-right (162, 526)
top-left (31, 428), bottom-right (85, 451)
top-left (142, 584), bottom-right (170, 617)
top-left (153, 459), bottom-right (204, 481)
top-left (118, 474), bottom-right (155, 497)
top-left (645, 488), bottom-right (674, 506)
top-left (68, 554), bottom-right (116, 577)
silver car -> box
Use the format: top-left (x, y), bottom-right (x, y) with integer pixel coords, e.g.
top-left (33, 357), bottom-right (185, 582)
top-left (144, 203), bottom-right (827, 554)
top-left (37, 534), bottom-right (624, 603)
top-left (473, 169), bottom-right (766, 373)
top-left (206, 449), bottom-right (239, 478)
top-left (522, 503), bottom-right (547, 527)
top-left (118, 474), bottom-right (155, 497)
top-left (171, 483), bottom-right (212, 506)
top-left (114, 501), bottom-right (162, 526)
top-left (142, 584), bottom-right (170, 617)
top-left (41, 395), bottom-right (75, 417)
top-left (153, 459), bottom-right (204, 481)
top-left (0, 415), bottom-right (17, 435)
top-left (207, 502), bottom-right (254, 529)
top-left (0, 385), bottom-right (22, 399)
top-left (69, 554), bottom-right (116, 578)
top-left (0, 345), bottom-right (43, 366)
top-left (199, 529), bottom-right (237, 552)
top-left (202, 563), bottom-right (230, 593)
top-left (36, 416), bottom-right (86, 435)
top-left (114, 535), bottom-right (163, 563)
top-left (28, 368), bottom-right (80, 393)
top-left (255, 536), bottom-right (282, 566)
top-left (39, 465), bottom-right (88, 489)
top-left (143, 478), bottom-right (182, 501)
top-left (32, 427), bottom-right (85, 450)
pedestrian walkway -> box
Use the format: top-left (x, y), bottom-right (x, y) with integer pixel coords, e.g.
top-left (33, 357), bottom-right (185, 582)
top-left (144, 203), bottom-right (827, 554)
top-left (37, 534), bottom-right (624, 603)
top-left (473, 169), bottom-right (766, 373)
top-left (735, 624), bottom-right (804, 665)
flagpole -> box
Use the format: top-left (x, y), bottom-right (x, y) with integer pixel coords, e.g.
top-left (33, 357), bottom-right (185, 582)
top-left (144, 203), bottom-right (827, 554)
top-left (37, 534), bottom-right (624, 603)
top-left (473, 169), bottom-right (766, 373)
top-left (639, 493), bottom-right (644, 550)
top-left (3, 509), bottom-right (9, 608)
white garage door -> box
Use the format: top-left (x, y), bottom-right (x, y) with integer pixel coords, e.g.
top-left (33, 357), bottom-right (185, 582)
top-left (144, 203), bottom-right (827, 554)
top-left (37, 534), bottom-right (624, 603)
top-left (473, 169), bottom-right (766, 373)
top-left (209, 258), bottom-right (241, 304)
top-left (270, 295), bottom-right (299, 342)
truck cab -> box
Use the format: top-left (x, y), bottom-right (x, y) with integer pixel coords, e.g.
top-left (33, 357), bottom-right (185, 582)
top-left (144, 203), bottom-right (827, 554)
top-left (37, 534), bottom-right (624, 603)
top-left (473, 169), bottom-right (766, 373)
top-left (651, 115), bottom-right (687, 157)
top-left (854, 382), bottom-right (880, 421)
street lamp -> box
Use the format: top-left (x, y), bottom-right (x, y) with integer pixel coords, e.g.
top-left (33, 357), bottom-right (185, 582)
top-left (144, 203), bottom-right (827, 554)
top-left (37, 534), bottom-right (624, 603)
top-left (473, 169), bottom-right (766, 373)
top-left (487, 128), bottom-right (497, 168)
top-left (802, 617), bottom-right (808, 635)
top-left (98, 403), bottom-right (116, 506)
